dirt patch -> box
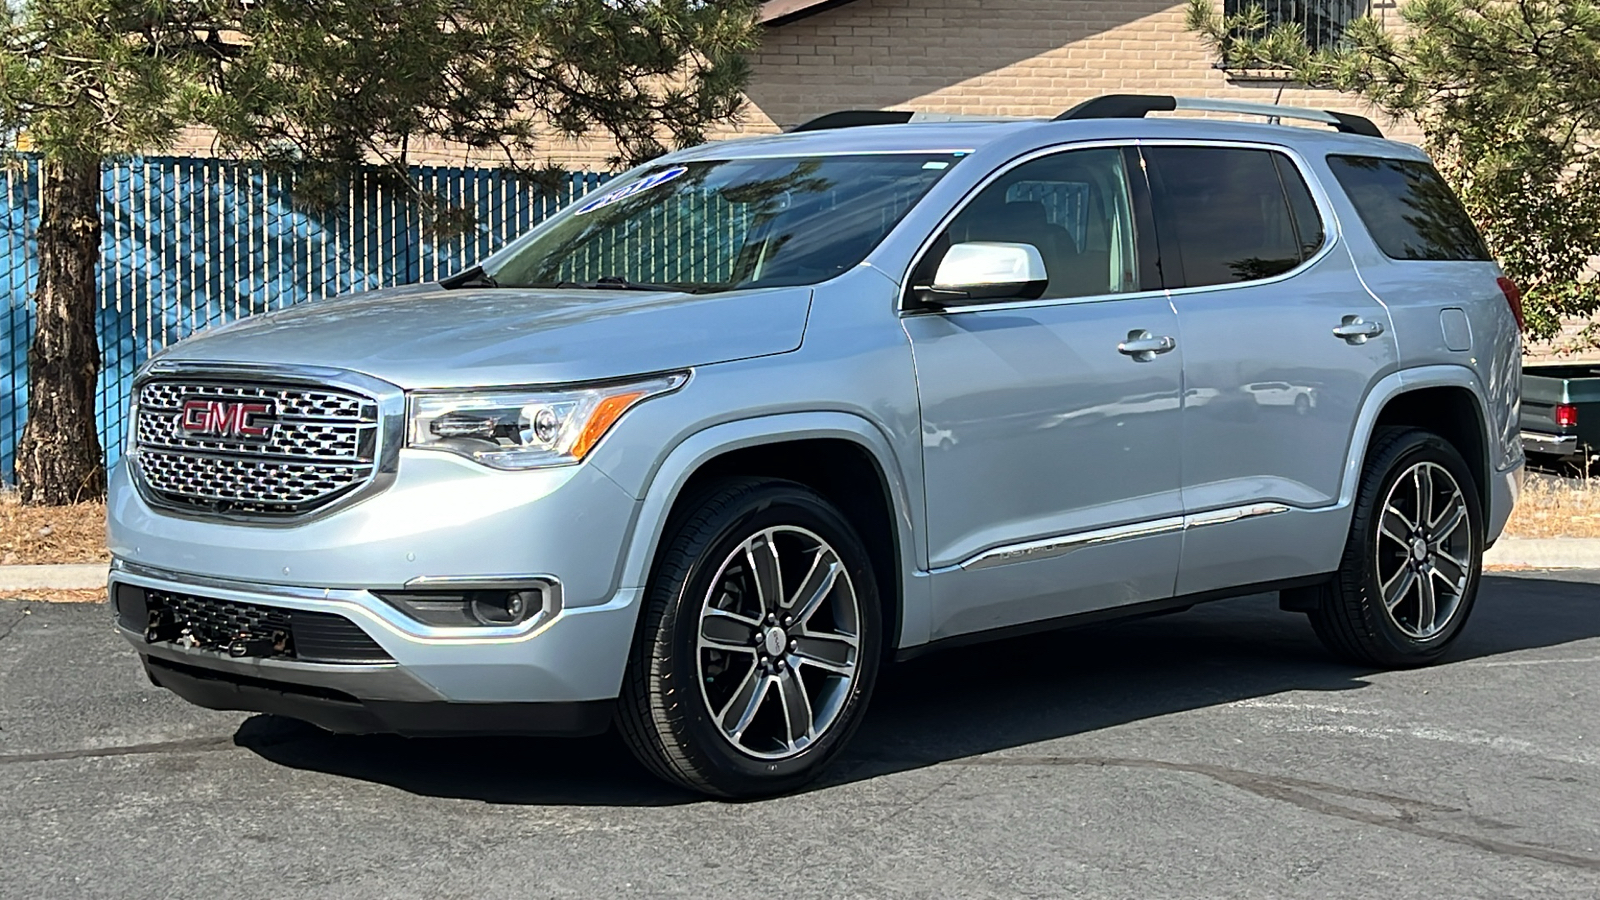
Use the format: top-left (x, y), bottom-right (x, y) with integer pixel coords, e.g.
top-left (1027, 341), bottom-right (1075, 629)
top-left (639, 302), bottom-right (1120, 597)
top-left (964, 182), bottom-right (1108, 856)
top-left (0, 491), bottom-right (110, 565)
top-left (1502, 472), bottom-right (1600, 539)
top-left (1, 588), bottom-right (106, 603)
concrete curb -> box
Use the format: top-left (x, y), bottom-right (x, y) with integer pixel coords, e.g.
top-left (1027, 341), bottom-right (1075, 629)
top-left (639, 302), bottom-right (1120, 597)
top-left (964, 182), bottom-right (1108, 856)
top-left (0, 564), bottom-right (109, 591)
top-left (1485, 538), bottom-right (1600, 570)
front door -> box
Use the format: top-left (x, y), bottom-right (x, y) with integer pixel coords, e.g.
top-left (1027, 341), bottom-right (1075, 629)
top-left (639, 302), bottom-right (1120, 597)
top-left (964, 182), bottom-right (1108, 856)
top-left (904, 145), bottom-right (1186, 640)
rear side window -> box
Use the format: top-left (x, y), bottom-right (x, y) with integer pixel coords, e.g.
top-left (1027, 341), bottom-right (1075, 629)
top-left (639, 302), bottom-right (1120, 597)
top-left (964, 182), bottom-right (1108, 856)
top-left (1144, 146), bottom-right (1326, 288)
top-left (1326, 155), bottom-right (1489, 261)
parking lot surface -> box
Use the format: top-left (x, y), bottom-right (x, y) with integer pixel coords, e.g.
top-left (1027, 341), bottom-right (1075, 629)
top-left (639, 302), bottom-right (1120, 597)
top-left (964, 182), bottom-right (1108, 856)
top-left (3, 571), bottom-right (1599, 899)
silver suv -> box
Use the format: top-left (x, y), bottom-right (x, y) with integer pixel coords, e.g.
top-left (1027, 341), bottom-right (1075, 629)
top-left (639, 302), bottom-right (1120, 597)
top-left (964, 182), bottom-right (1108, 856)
top-left (108, 95), bottom-right (1525, 797)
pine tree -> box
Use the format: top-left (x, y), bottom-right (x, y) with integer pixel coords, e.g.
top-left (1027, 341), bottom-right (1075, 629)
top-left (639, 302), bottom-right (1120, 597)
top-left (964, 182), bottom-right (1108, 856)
top-left (1, 0), bottom-right (760, 504)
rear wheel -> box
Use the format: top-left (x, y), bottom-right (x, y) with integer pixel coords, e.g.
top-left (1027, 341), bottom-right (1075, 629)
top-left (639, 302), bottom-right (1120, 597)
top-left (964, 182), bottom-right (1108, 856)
top-left (616, 478), bottom-right (881, 797)
top-left (1305, 427), bottom-right (1483, 667)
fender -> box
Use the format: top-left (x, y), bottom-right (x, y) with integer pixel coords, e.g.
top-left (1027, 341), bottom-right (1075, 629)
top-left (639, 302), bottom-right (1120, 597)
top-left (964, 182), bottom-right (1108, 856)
top-left (1339, 363), bottom-right (1490, 508)
top-left (607, 411), bottom-right (931, 649)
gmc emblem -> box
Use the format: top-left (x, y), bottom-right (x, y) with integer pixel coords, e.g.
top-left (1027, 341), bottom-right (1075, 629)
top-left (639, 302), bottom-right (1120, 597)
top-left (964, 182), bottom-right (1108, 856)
top-left (180, 399), bottom-right (276, 440)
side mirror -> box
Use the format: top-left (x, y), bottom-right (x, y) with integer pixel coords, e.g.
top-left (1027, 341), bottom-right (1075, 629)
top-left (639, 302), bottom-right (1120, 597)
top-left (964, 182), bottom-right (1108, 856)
top-left (913, 241), bottom-right (1049, 308)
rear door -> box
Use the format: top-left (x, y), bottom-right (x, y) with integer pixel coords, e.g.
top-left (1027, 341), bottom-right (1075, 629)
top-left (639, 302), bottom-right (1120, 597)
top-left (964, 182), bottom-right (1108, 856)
top-left (1141, 143), bottom-right (1400, 596)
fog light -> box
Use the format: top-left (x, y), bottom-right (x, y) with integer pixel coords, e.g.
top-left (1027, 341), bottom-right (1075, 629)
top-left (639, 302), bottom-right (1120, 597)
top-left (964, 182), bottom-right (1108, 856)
top-left (469, 590), bottom-right (537, 625)
top-left (374, 586), bottom-right (547, 628)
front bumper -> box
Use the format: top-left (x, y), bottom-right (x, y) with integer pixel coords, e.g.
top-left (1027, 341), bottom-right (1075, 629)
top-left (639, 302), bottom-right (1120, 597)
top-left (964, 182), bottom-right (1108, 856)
top-left (109, 560), bottom-right (646, 720)
top-left (138, 655), bottom-right (613, 737)
top-left (107, 443), bottom-right (654, 732)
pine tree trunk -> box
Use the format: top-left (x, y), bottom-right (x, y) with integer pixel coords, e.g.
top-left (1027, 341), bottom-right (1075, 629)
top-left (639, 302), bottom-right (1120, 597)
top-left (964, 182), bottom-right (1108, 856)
top-left (15, 157), bottom-right (105, 505)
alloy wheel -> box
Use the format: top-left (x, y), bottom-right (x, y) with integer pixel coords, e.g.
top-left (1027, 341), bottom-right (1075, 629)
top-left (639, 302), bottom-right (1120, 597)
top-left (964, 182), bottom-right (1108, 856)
top-left (1374, 461), bottom-right (1473, 639)
top-left (696, 525), bottom-right (862, 761)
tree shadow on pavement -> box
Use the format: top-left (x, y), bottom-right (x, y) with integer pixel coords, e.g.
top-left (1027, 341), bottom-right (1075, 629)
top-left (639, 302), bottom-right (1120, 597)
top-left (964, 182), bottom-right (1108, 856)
top-left (235, 573), bottom-right (1600, 805)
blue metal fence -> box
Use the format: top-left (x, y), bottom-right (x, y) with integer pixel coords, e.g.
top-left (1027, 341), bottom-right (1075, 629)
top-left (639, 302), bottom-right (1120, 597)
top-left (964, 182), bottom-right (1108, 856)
top-left (0, 156), bottom-right (608, 484)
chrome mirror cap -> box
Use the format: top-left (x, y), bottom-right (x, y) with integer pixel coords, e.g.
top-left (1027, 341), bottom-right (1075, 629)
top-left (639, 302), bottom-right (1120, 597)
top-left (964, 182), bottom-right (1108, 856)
top-left (919, 241), bottom-right (1049, 307)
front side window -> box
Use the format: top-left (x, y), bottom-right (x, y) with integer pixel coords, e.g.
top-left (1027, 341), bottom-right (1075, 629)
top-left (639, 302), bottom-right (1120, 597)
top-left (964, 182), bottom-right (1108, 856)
top-left (916, 146), bottom-right (1142, 300)
top-left (1144, 146), bottom-right (1323, 288)
top-left (485, 153), bottom-right (963, 292)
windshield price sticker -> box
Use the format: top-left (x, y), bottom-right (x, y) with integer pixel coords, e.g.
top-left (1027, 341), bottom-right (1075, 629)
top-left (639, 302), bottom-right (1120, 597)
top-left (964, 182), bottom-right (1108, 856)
top-left (575, 166), bottom-right (689, 215)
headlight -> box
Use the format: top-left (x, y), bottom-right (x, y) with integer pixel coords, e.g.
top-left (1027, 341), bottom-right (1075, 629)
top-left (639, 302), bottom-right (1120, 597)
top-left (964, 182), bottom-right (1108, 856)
top-left (407, 373), bottom-right (687, 470)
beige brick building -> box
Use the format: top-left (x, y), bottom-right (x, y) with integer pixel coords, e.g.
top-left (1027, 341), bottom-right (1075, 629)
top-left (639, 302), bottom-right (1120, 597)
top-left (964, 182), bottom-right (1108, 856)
top-left (381, 0), bottom-right (1420, 170)
top-left (170, 1), bottom-right (1419, 167)
top-left (733, 0), bottom-right (1414, 142)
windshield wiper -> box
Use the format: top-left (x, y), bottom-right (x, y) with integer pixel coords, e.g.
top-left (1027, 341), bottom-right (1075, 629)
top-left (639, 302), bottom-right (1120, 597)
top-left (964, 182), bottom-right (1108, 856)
top-left (439, 265), bottom-right (500, 290)
top-left (555, 275), bottom-right (718, 294)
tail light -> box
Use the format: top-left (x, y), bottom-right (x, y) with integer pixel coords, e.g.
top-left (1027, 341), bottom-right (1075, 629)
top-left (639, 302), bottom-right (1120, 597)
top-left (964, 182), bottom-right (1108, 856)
top-left (1556, 404), bottom-right (1578, 428)
top-left (1496, 276), bottom-right (1526, 332)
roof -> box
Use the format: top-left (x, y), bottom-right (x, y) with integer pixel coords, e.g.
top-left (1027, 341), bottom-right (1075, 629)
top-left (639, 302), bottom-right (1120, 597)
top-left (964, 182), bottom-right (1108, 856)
top-left (759, 0), bottom-right (861, 26)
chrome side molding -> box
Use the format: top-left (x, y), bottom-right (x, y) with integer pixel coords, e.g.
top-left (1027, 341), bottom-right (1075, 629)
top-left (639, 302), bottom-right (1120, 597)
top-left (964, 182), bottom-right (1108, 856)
top-left (960, 502), bottom-right (1291, 571)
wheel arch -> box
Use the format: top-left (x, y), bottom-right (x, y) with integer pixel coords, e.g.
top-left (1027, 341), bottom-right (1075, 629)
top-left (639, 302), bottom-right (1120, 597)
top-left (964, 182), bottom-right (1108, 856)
top-left (1346, 366), bottom-right (1491, 511)
top-left (614, 413), bottom-right (922, 651)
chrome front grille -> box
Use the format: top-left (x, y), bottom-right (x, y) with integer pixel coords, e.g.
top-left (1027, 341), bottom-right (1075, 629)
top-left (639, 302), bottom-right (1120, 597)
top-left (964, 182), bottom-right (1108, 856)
top-left (133, 379), bottom-right (381, 518)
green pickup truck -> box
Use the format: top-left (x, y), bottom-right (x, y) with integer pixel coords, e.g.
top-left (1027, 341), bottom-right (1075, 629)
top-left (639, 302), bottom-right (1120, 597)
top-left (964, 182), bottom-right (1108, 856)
top-left (1521, 363), bottom-right (1598, 461)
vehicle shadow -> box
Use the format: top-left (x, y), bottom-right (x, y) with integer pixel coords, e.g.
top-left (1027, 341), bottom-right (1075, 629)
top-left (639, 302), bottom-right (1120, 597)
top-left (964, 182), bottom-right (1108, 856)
top-left (235, 573), bottom-right (1600, 806)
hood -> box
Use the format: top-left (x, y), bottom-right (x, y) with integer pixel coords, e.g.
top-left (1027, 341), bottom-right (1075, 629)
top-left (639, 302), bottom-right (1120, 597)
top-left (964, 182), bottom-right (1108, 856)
top-left (155, 283), bottom-right (813, 389)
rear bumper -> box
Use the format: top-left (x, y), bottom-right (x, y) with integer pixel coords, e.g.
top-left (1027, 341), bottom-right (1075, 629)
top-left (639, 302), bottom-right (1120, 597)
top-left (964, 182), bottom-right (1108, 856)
top-left (1485, 457), bottom-right (1524, 548)
top-left (1521, 430), bottom-right (1579, 457)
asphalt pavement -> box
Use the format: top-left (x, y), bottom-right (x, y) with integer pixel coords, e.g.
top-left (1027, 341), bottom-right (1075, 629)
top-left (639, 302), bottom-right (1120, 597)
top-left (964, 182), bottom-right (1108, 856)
top-left (3, 572), bottom-right (1599, 899)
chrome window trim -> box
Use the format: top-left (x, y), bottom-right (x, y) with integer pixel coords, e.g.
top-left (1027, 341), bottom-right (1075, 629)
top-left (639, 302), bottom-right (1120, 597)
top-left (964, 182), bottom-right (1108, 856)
top-left (129, 360), bottom-right (406, 528)
top-left (897, 137), bottom-right (1344, 316)
top-left (111, 558), bottom-right (564, 644)
top-left (957, 503), bottom-right (1291, 571)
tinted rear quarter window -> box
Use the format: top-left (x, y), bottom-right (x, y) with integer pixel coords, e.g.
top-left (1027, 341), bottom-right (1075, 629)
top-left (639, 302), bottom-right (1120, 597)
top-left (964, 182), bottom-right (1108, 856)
top-left (1326, 155), bottom-right (1489, 261)
top-left (1144, 146), bottom-right (1325, 288)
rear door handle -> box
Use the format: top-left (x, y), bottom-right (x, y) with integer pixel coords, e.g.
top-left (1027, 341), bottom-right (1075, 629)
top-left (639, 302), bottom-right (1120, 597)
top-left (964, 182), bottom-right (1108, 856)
top-left (1332, 315), bottom-right (1385, 344)
top-left (1117, 329), bottom-right (1176, 362)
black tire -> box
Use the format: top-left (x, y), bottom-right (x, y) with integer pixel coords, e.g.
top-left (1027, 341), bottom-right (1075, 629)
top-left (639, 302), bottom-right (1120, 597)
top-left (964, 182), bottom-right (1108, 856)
top-left (1305, 427), bottom-right (1483, 667)
top-left (616, 477), bottom-right (883, 798)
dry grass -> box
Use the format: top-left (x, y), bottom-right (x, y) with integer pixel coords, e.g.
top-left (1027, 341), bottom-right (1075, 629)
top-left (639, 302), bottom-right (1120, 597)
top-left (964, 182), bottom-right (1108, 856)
top-left (1502, 472), bottom-right (1600, 539)
top-left (0, 491), bottom-right (110, 565)
top-left (0, 587), bottom-right (106, 603)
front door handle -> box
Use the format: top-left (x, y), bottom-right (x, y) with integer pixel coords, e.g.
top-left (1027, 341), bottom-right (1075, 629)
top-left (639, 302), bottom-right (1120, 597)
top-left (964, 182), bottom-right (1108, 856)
top-left (1118, 329), bottom-right (1176, 362)
top-left (1332, 315), bottom-right (1385, 344)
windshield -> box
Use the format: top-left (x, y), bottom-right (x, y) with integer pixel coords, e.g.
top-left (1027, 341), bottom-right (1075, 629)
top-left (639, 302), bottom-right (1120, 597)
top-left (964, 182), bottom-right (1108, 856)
top-left (483, 153), bottom-right (965, 292)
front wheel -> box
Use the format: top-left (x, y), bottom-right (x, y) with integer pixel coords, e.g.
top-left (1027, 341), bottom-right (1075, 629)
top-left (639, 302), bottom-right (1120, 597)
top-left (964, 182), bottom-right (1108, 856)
top-left (1306, 427), bottom-right (1483, 667)
top-left (616, 478), bottom-right (882, 797)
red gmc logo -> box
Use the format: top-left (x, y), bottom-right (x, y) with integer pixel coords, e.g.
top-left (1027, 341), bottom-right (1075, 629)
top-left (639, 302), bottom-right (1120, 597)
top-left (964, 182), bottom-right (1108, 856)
top-left (180, 400), bottom-right (276, 439)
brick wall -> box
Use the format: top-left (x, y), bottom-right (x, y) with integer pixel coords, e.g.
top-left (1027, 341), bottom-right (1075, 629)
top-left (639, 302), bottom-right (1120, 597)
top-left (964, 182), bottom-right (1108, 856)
top-left (168, 1), bottom-right (1419, 163)
top-left (715, 0), bottom-right (1420, 144)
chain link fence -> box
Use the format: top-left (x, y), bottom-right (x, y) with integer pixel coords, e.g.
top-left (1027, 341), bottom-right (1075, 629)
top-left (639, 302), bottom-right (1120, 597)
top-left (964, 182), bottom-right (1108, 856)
top-left (1, 156), bottom-right (608, 484)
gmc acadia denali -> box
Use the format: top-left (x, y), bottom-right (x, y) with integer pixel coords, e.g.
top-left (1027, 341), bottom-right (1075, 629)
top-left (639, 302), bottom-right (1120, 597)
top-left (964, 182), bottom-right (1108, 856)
top-left (108, 95), bottom-right (1525, 797)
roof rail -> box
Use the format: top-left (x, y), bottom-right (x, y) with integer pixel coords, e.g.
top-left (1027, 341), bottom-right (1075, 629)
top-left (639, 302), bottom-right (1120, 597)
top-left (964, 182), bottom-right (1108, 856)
top-left (791, 110), bottom-right (915, 132)
top-left (789, 110), bottom-right (1028, 132)
top-left (1054, 94), bottom-right (1383, 138)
